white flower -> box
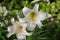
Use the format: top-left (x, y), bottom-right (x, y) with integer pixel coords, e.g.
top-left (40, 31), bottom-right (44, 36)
top-left (7, 18), bottom-right (32, 40)
top-left (22, 4), bottom-right (52, 31)
top-left (0, 5), bottom-right (8, 16)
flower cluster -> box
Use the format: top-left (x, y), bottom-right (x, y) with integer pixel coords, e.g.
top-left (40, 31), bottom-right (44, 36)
top-left (0, 4), bottom-right (52, 40)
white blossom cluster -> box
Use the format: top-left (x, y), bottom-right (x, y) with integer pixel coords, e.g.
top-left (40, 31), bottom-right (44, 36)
top-left (0, 4), bottom-right (52, 40)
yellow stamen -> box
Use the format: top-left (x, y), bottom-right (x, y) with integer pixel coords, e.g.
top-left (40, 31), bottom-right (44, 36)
top-left (16, 25), bottom-right (23, 36)
top-left (28, 12), bottom-right (37, 22)
top-left (17, 26), bottom-right (23, 32)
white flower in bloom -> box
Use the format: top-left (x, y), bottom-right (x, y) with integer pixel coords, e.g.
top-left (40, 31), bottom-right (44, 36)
top-left (0, 5), bottom-right (8, 16)
top-left (22, 4), bottom-right (52, 31)
top-left (7, 18), bottom-right (32, 40)
top-left (31, 0), bottom-right (40, 3)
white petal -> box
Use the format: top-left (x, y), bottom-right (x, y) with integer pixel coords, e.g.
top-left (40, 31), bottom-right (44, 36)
top-left (33, 4), bottom-right (39, 12)
top-left (25, 31), bottom-right (32, 36)
top-left (3, 10), bottom-right (8, 16)
top-left (4, 20), bottom-right (8, 24)
top-left (22, 7), bottom-right (31, 16)
top-left (22, 23), bottom-right (27, 29)
top-left (17, 15), bottom-right (26, 23)
top-left (8, 26), bottom-right (12, 32)
top-left (16, 35), bottom-right (26, 40)
top-left (7, 33), bottom-right (14, 38)
top-left (3, 7), bottom-right (8, 16)
top-left (31, 0), bottom-right (40, 3)
top-left (35, 20), bottom-right (43, 28)
top-left (47, 14), bottom-right (52, 18)
top-left (19, 18), bottom-right (26, 23)
top-left (39, 12), bottom-right (47, 21)
top-left (11, 18), bottom-right (15, 24)
top-left (7, 26), bottom-right (14, 33)
top-left (7, 26), bottom-right (15, 37)
top-left (3, 6), bottom-right (6, 12)
top-left (27, 23), bottom-right (36, 31)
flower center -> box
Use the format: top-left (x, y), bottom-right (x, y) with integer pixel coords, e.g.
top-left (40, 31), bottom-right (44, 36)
top-left (17, 25), bottom-right (23, 32)
top-left (28, 12), bottom-right (37, 22)
top-left (16, 25), bottom-right (23, 36)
